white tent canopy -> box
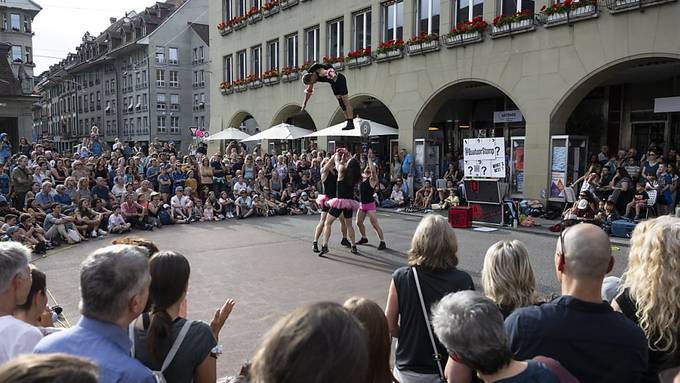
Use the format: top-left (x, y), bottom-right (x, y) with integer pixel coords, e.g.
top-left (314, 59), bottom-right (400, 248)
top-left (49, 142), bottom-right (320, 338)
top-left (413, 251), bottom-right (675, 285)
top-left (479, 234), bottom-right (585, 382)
top-left (205, 127), bottom-right (251, 141)
top-left (241, 123), bottom-right (311, 142)
top-left (304, 117), bottom-right (399, 138)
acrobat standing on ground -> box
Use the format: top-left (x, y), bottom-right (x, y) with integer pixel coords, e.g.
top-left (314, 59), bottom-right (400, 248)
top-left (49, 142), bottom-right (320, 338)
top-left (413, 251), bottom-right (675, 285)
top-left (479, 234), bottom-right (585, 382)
top-left (301, 63), bottom-right (355, 130)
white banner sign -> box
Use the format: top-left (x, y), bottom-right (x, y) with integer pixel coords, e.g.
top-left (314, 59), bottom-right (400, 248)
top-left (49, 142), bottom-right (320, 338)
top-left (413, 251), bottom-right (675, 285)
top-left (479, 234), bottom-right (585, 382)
top-left (654, 97), bottom-right (680, 113)
top-left (493, 110), bottom-right (523, 123)
top-left (463, 138), bottom-right (506, 178)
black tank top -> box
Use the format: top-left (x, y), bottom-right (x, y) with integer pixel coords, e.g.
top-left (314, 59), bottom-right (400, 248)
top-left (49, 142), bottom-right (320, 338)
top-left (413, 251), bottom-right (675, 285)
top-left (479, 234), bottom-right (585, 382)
top-left (336, 177), bottom-right (354, 199)
top-left (323, 171), bottom-right (338, 198)
top-left (359, 179), bottom-right (374, 203)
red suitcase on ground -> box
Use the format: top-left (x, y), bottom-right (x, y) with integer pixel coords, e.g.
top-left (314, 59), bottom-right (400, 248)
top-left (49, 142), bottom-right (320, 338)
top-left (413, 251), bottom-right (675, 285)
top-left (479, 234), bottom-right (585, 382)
top-left (448, 206), bottom-right (473, 228)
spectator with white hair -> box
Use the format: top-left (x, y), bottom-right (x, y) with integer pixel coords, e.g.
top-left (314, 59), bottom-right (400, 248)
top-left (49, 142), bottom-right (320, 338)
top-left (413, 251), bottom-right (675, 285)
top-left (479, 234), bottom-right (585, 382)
top-left (0, 353), bottom-right (99, 383)
top-left (432, 291), bottom-right (571, 382)
top-left (0, 243), bottom-right (36, 365)
top-left (34, 244), bottom-right (156, 383)
top-left (505, 223), bottom-right (648, 382)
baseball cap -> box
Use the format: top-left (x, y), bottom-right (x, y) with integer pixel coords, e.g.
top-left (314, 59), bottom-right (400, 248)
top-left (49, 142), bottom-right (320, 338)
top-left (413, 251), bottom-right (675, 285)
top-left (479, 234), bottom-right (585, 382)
top-left (6, 226), bottom-right (19, 235)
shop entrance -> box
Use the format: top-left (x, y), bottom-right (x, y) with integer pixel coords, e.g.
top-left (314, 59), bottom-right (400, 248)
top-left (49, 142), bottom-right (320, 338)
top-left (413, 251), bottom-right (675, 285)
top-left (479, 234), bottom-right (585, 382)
top-left (631, 121), bottom-right (667, 156)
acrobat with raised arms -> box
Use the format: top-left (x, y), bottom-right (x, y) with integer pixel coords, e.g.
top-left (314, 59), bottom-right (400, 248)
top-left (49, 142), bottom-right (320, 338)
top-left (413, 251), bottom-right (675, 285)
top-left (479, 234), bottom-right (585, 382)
top-left (301, 63), bottom-right (355, 130)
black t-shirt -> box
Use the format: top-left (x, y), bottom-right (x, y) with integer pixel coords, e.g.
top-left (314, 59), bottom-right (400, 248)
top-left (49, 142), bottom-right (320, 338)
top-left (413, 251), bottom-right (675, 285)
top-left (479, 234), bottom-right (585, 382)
top-left (134, 316), bottom-right (216, 383)
top-left (393, 266), bottom-right (474, 374)
top-left (496, 360), bottom-right (558, 383)
top-left (505, 295), bottom-right (648, 383)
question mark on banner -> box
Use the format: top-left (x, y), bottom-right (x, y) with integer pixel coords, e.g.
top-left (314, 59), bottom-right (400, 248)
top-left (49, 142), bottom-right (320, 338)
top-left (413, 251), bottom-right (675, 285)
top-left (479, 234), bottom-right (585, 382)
top-left (495, 147), bottom-right (501, 156)
top-left (468, 166), bottom-right (473, 174)
top-left (482, 166), bottom-right (487, 175)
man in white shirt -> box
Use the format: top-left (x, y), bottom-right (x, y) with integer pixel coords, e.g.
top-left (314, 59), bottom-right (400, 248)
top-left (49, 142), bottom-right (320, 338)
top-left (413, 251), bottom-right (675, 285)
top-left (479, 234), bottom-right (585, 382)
top-left (170, 186), bottom-right (191, 220)
top-left (233, 175), bottom-right (250, 195)
top-left (0, 242), bottom-right (38, 365)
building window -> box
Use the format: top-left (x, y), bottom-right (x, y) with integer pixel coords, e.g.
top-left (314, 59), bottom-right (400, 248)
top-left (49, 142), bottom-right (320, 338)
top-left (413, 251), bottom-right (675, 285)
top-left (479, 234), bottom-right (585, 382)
top-left (455, 0), bottom-right (483, 23)
top-left (200, 116), bottom-right (206, 129)
top-left (199, 46), bottom-right (204, 62)
top-left (266, 40), bottom-right (278, 70)
top-left (285, 33), bottom-right (298, 68)
top-left (23, 17), bottom-right (30, 33)
top-left (130, 119), bottom-right (135, 134)
top-left (304, 26), bottom-right (319, 62)
top-left (382, 0), bottom-right (404, 42)
top-left (170, 94), bottom-right (179, 111)
top-left (416, 0), bottom-right (440, 35)
top-left (251, 45), bottom-right (261, 76)
top-left (136, 117), bottom-right (142, 134)
top-left (223, 55), bottom-right (233, 83)
top-left (169, 70), bottom-right (179, 87)
top-left (327, 18), bottom-right (344, 58)
top-left (96, 91), bottom-right (101, 110)
top-left (168, 47), bottom-right (179, 65)
top-left (142, 94), bottom-right (148, 109)
top-left (170, 116), bottom-right (179, 133)
top-left (155, 46), bottom-right (165, 64)
top-left (25, 47), bottom-right (31, 63)
top-left (10, 46), bottom-right (21, 61)
top-left (222, 0), bottom-right (232, 21)
top-left (156, 69), bottom-right (165, 87)
top-left (111, 78), bottom-right (116, 91)
top-left (10, 14), bottom-right (20, 31)
top-left (237, 0), bottom-right (247, 16)
top-left (500, 0), bottom-right (534, 16)
top-left (352, 9), bottom-right (371, 50)
top-left (141, 70), bottom-right (147, 86)
top-left (199, 70), bottom-right (205, 86)
top-left (143, 117), bottom-right (148, 133)
top-left (157, 93), bottom-right (166, 110)
top-left (237, 50), bottom-right (247, 80)
top-left (135, 95), bottom-right (141, 110)
top-left (157, 116), bottom-right (167, 133)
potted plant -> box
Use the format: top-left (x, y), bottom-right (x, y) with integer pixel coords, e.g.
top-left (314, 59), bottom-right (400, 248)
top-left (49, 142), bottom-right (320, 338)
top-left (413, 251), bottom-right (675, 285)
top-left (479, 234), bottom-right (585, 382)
top-left (541, 0), bottom-right (596, 22)
top-left (406, 32), bottom-right (440, 55)
top-left (375, 39), bottom-right (405, 61)
top-left (281, 66), bottom-right (300, 82)
top-left (227, 15), bottom-right (247, 30)
top-left (323, 55), bottom-right (345, 70)
top-left (280, 0), bottom-right (300, 10)
top-left (234, 79), bottom-right (248, 92)
top-left (300, 61), bottom-right (313, 72)
top-left (262, 0), bottom-right (280, 17)
top-left (262, 68), bottom-right (280, 85)
top-left (247, 74), bottom-right (263, 89)
top-left (492, 10), bottom-right (533, 34)
top-left (220, 81), bottom-right (234, 95)
top-left (346, 48), bottom-right (372, 68)
top-left (444, 16), bottom-right (487, 46)
top-left (247, 6), bottom-right (262, 23)
top-left (217, 21), bottom-right (232, 35)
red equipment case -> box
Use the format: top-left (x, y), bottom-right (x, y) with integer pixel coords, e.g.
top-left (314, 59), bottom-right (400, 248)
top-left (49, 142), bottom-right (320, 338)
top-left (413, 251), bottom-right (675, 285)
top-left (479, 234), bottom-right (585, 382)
top-left (448, 206), bottom-right (473, 228)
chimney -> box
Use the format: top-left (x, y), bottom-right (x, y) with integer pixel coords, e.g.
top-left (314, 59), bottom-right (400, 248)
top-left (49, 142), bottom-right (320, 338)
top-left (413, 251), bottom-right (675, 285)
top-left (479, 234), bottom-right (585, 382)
top-left (110, 17), bottom-right (117, 24)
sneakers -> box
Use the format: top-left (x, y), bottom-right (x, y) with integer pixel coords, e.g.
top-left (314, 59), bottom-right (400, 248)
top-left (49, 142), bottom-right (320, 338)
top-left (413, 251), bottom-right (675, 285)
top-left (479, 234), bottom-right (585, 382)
top-left (340, 238), bottom-right (351, 248)
top-left (91, 230), bottom-right (97, 238)
top-left (350, 245), bottom-right (358, 254)
top-left (313, 241), bottom-right (319, 253)
top-left (98, 229), bottom-right (108, 236)
top-left (378, 241), bottom-right (387, 250)
top-left (342, 119), bottom-right (355, 131)
top-left (356, 237), bottom-right (368, 245)
top-left (319, 245), bottom-right (329, 257)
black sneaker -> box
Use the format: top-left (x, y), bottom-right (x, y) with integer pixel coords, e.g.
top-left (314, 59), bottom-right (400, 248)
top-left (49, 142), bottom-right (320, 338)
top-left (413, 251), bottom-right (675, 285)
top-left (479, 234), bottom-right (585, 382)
top-left (356, 237), bottom-right (368, 245)
top-left (350, 245), bottom-right (358, 254)
top-left (342, 120), bottom-right (355, 130)
top-left (341, 238), bottom-right (351, 248)
top-left (313, 241), bottom-right (319, 253)
top-left (378, 241), bottom-right (387, 250)
top-left (319, 245), bottom-right (329, 257)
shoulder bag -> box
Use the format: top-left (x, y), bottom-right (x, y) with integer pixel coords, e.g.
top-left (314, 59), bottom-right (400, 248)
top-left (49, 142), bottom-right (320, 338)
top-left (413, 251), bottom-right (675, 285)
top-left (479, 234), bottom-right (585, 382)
top-left (130, 319), bottom-right (194, 383)
top-left (412, 266), bottom-right (447, 382)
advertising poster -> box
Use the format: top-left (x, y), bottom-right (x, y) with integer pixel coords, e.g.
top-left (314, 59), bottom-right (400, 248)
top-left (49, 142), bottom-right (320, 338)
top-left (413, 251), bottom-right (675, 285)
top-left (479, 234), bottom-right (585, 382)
top-left (463, 138), bottom-right (506, 178)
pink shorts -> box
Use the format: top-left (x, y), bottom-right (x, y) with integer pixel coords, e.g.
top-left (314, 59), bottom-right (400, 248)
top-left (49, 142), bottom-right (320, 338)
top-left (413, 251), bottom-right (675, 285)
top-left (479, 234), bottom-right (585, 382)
top-left (359, 202), bottom-right (376, 212)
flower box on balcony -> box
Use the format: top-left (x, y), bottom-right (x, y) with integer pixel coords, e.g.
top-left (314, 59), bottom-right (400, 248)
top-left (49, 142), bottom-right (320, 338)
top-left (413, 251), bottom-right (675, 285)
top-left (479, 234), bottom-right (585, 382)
top-left (219, 26), bottom-right (233, 35)
top-left (331, 62), bottom-right (345, 71)
top-left (280, 0), bottom-right (299, 9)
top-left (263, 5), bottom-right (280, 17)
top-left (234, 85), bottom-right (248, 93)
top-left (443, 31), bottom-right (483, 47)
top-left (234, 20), bottom-right (247, 30)
top-left (491, 18), bottom-right (535, 37)
top-left (375, 49), bottom-right (404, 63)
top-left (281, 72), bottom-right (300, 82)
top-left (544, 2), bottom-right (597, 26)
top-left (249, 80), bottom-right (263, 89)
top-left (248, 13), bottom-right (263, 24)
top-left (406, 40), bottom-right (440, 55)
top-left (347, 55), bottom-right (372, 68)
top-left (221, 88), bottom-right (234, 95)
top-left (263, 76), bottom-right (280, 85)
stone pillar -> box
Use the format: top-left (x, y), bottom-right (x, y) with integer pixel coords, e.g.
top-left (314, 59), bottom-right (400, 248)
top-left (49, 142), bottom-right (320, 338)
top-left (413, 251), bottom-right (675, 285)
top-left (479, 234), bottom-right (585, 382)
top-left (523, 112), bottom-right (551, 202)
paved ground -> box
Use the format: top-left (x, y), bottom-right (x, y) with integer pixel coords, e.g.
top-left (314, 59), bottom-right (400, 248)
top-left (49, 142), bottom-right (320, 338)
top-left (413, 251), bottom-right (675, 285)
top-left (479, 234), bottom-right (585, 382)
top-left (31, 212), bottom-right (630, 378)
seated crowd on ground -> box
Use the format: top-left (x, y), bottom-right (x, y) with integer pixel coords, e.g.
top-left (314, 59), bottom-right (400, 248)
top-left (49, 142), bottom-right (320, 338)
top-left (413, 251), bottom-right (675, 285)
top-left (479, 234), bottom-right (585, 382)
top-left (0, 212), bottom-right (679, 383)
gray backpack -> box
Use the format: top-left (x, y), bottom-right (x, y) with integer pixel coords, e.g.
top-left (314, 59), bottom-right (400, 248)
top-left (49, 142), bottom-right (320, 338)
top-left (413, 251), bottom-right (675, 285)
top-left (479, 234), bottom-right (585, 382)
top-left (130, 319), bottom-right (194, 383)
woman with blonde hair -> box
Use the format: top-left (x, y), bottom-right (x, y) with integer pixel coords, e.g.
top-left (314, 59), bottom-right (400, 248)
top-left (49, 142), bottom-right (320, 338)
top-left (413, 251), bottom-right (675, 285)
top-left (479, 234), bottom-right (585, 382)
top-left (482, 240), bottom-right (537, 317)
top-left (249, 301), bottom-right (368, 383)
top-left (385, 214), bottom-right (474, 383)
top-left (614, 216), bottom-right (680, 383)
top-left (344, 297), bottom-right (399, 383)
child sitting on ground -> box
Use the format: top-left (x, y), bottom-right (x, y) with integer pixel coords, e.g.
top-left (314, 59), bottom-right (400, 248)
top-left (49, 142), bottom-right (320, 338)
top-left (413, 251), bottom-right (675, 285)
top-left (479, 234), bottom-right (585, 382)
top-left (252, 195), bottom-right (269, 217)
top-left (597, 200), bottom-right (620, 234)
top-left (108, 206), bottom-right (132, 234)
top-left (441, 190), bottom-right (461, 210)
top-left (300, 192), bottom-right (319, 214)
top-left (203, 201), bottom-right (219, 221)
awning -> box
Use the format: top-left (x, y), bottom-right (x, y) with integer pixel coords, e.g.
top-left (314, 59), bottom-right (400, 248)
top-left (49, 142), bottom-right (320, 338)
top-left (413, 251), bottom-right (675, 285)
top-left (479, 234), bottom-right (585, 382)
top-left (304, 117), bottom-right (399, 138)
top-left (206, 128), bottom-right (251, 141)
top-left (241, 123), bottom-right (311, 142)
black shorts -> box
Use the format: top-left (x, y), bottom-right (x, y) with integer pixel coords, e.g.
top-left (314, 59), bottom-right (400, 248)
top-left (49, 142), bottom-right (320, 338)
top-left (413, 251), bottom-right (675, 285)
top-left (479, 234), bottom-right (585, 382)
top-left (330, 74), bottom-right (348, 96)
top-left (322, 204), bottom-right (330, 213)
top-left (329, 207), bottom-right (353, 219)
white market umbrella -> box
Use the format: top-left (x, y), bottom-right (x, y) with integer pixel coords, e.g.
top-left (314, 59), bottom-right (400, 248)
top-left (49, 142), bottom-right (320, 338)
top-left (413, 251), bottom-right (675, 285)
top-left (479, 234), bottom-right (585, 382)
top-left (205, 127), bottom-right (251, 141)
top-left (304, 117), bottom-right (399, 138)
top-left (241, 123), bottom-right (311, 142)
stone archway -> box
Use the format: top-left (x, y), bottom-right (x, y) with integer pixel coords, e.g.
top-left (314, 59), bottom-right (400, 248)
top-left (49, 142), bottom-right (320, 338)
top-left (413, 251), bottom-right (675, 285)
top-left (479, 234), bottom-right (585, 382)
top-left (327, 94), bottom-right (399, 128)
top-left (270, 103), bottom-right (317, 131)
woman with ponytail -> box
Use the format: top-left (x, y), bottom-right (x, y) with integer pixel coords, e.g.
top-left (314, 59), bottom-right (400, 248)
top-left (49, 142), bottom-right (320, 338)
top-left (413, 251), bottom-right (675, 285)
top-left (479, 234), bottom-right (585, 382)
top-left (132, 251), bottom-right (236, 383)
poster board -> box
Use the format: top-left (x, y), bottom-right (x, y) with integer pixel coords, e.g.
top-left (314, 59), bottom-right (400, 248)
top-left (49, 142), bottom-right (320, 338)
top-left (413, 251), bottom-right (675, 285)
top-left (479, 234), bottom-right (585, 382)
top-left (464, 179), bottom-right (502, 204)
top-left (463, 137), bottom-right (506, 178)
